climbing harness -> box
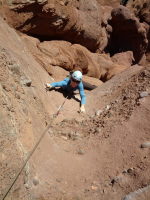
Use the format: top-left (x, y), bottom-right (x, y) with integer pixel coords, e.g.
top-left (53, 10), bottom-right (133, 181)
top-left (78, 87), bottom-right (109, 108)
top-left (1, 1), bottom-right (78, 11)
top-left (1, 95), bottom-right (69, 200)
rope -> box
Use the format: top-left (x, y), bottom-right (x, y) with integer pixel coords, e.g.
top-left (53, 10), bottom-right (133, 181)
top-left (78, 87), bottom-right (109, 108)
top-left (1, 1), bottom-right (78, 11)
top-left (1, 95), bottom-right (68, 200)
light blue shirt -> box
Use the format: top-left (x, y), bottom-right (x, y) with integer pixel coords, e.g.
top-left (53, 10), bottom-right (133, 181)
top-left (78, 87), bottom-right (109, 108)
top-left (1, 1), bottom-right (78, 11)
top-left (51, 78), bottom-right (86, 105)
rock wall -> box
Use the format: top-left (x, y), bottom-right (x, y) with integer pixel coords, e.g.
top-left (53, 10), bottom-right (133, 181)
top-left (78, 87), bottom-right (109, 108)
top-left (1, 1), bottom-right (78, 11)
top-left (126, 0), bottom-right (150, 52)
top-left (0, 16), bottom-right (53, 199)
top-left (96, 0), bottom-right (120, 7)
top-left (0, 0), bottom-right (149, 64)
top-left (108, 5), bottom-right (148, 63)
top-left (21, 35), bottom-right (130, 81)
top-left (0, 0), bottom-right (105, 52)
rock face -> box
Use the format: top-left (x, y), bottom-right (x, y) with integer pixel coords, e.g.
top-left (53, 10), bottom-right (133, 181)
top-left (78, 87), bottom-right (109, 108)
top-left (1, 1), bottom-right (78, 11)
top-left (0, 0), bottom-right (105, 52)
top-left (0, 16), bottom-right (53, 200)
top-left (111, 51), bottom-right (134, 66)
top-left (96, 0), bottom-right (120, 7)
top-left (1, 0), bottom-right (150, 64)
top-left (126, 0), bottom-right (150, 52)
top-left (126, 0), bottom-right (150, 24)
top-left (86, 65), bottom-right (144, 114)
top-left (108, 5), bottom-right (148, 63)
top-left (22, 35), bottom-right (129, 81)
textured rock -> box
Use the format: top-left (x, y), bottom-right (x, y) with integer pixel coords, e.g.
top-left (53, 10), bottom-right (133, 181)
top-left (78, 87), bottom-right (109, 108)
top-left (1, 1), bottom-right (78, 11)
top-left (33, 176), bottom-right (40, 186)
top-left (108, 5), bottom-right (148, 63)
top-left (139, 91), bottom-right (149, 98)
top-left (141, 142), bottom-right (150, 148)
top-left (123, 185), bottom-right (150, 200)
top-left (38, 40), bottom-right (129, 80)
top-left (127, 0), bottom-right (150, 24)
top-left (1, 0), bottom-right (106, 52)
top-left (111, 51), bottom-right (134, 67)
top-left (98, 6), bottom-right (113, 52)
top-left (86, 65), bottom-right (144, 114)
top-left (22, 35), bottom-right (129, 81)
top-left (0, 16), bottom-right (52, 200)
top-left (97, 0), bottom-right (120, 8)
top-left (83, 75), bottom-right (103, 88)
top-left (6, 0), bottom-right (47, 9)
top-left (126, 0), bottom-right (150, 52)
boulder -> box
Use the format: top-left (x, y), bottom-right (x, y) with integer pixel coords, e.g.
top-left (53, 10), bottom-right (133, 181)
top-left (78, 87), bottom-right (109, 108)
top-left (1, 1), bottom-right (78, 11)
top-left (111, 51), bottom-right (134, 66)
top-left (108, 5), bottom-right (148, 63)
top-left (123, 185), bottom-right (150, 200)
top-left (22, 37), bottom-right (129, 81)
top-left (97, 6), bottom-right (113, 52)
top-left (83, 75), bottom-right (103, 89)
top-left (126, 0), bottom-right (150, 52)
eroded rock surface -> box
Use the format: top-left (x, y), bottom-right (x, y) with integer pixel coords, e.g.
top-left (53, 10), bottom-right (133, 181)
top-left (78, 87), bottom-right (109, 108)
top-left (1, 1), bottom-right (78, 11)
top-left (0, 0), bottom-right (105, 52)
top-left (22, 35), bottom-right (129, 81)
top-left (0, 16), bottom-right (52, 199)
top-left (108, 5), bottom-right (148, 63)
top-left (126, 0), bottom-right (150, 52)
top-left (1, 0), bottom-right (150, 64)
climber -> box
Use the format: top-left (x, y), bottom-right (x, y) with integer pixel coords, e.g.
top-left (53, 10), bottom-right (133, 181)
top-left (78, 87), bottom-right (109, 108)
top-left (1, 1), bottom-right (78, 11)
top-left (45, 70), bottom-right (86, 113)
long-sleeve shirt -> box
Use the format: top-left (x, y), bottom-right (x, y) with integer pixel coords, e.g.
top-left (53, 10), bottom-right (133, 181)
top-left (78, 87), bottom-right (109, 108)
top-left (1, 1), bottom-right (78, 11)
top-left (51, 78), bottom-right (86, 105)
